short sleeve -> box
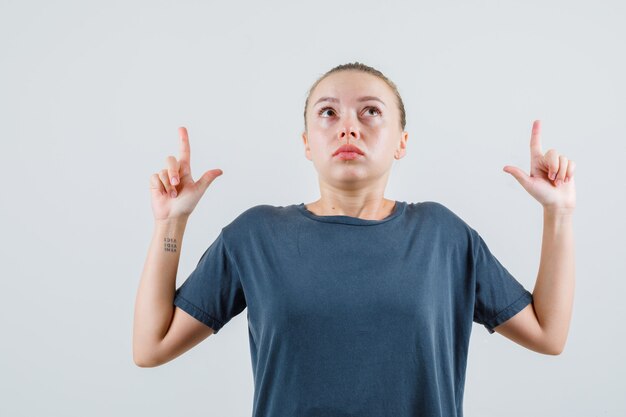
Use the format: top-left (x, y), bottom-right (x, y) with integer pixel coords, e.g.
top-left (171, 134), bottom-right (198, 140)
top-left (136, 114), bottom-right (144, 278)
top-left (173, 229), bottom-right (247, 334)
top-left (471, 230), bottom-right (533, 334)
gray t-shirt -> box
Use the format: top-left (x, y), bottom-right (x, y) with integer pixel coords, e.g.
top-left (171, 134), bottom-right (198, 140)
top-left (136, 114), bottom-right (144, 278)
top-left (173, 200), bottom-right (533, 417)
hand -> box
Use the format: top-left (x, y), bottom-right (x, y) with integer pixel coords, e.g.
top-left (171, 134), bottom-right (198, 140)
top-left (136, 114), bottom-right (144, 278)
top-left (503, 120), bottom-right (576, 214)
top-left (149, 127), bottom-right (223, 221)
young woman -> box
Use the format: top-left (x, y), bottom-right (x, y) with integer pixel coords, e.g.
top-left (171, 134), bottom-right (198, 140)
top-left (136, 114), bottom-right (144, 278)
top-left (133, 62), bottom-right (576, 417)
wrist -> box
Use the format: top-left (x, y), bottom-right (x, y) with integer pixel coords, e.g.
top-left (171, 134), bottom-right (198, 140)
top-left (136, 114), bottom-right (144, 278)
top-left (154, 216), bottom-right (189, 229)
top-left (543, 206), bottom-right (575, 217)
top-left (543, 207), bottom-right (574, 227)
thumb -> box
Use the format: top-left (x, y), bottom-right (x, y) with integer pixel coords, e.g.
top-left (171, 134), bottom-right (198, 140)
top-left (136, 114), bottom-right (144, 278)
top-left (195, 169), bottom-right (223, 194)
top-left (503, 165), bottom-right (530, 188)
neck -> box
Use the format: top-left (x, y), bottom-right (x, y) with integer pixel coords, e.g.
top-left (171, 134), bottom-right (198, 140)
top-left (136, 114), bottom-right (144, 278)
top-left (305, 197), bottom-right (396, 220)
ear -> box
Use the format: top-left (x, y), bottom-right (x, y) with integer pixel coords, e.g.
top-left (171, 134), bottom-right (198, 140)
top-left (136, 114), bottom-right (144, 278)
top-left (302, 131), bottom-right (312, 161)
top-left (394, 131), bottom-right (409, 159)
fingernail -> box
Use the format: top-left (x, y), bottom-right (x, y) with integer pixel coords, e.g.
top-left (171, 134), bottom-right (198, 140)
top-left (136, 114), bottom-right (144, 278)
top-left (556, 179), bottom-right (562, 186)
top-left (171, 190), bottom-right (177, 198)
top-left (171, 177), bottom-right (178, 185)
top-left (550, 172), bottom-right (556, 180)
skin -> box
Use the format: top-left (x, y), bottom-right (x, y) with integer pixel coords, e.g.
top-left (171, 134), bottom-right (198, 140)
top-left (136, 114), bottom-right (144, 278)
top-left (301, 70), bottom-right (408, 220)
top-left (498, 120), bottom-right (576, 355)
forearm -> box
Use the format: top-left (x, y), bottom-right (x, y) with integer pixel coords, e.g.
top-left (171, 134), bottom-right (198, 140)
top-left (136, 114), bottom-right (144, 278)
top-left (133, 216), bottom-right (188, 363)
top-left (532, 208), bottom-right (575, 353)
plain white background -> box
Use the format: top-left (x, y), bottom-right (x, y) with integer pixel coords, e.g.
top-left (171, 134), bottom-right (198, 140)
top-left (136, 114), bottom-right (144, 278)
top-left (1, 0), bottom-right (624, 416)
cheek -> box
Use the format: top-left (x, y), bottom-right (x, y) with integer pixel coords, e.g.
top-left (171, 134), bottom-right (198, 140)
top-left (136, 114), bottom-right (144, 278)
top-left (307, 132), bottom-right (334, 148)
top-left (371, 137), bottom-right (401, 160)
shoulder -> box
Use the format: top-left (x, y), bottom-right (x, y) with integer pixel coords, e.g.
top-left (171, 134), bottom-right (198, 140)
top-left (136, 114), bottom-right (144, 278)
top-left (230, 203), bottom-right (289, 224)
top-left (413, 200), bottom-right (470, 225)
top-left (221, 203), bottom-right (292, 238)
top-left (413, 200), bottom-right (454, 216)
top-left (411, 200), bottom-right (476, 239)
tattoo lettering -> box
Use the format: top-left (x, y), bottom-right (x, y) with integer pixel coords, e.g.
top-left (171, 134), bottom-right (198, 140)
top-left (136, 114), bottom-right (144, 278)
top-left (164, 237), bottom-right (177, 252)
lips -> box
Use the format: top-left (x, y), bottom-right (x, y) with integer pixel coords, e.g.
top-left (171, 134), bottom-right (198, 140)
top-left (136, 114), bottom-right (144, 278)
top-left (333, 144), bottom-right (365, 156)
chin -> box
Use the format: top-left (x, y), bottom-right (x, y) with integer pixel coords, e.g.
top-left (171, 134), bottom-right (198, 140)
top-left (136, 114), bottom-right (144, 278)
top-left (325, 167), bottom-right (372, 183)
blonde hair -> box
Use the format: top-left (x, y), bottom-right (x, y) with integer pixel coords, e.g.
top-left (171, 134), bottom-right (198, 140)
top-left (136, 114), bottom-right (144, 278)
top-left (303, 61), bottom-right (406, 132)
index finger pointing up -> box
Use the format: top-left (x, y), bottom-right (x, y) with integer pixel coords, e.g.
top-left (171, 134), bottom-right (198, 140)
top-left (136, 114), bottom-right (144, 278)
top-left (178, 126), bottom-right (191, 165)
top-left (530, 119), bottom-right (542, 158)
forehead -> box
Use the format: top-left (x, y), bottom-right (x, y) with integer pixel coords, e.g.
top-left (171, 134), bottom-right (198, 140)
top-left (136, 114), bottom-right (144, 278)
top-left (312, 71), bottom-right (391, 103)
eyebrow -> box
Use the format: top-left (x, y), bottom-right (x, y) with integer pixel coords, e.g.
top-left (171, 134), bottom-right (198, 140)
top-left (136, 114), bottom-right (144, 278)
top-left (313, 96), bottom-right (386, 107)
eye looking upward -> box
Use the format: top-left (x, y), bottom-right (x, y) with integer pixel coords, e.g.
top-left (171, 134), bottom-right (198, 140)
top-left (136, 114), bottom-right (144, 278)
top-left (318, 106), bottom-right (382, 118)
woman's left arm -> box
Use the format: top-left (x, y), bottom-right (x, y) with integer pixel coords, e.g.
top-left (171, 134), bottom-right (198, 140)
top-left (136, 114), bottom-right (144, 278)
top-left (532, 207), bottom-right (575, 354)
top-left (496, 120), bottom-right (576, 354)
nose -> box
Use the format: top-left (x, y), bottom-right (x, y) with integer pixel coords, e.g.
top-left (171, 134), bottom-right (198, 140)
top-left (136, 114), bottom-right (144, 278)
top-left (339, 125), bottom-right (359, 141)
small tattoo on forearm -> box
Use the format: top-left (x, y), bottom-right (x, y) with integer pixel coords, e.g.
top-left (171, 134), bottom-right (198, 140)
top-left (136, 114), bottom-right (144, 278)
top-left (164, 237), bottom-right (177, 252)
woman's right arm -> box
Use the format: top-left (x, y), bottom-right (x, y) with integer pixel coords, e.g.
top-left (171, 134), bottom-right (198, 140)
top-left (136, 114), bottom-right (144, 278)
top-left (132, 126), bottom-right (222, 367)
top-left (133, 216), bottom-right (216, 368)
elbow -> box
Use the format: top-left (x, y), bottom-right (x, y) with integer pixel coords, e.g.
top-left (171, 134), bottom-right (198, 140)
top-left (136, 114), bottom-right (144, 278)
top-left (543, 341), bottom-right (565, 356)
top-left (133, 346), bottom-right (162, 368)
top-left (543, 348), bottom-right (562, 356)
top-left (134, 355), bottom-right (156, 368)
top-left (133, 332), bottom-right (166, 367)
top-left (134, 354), bottom-right (162, 368)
